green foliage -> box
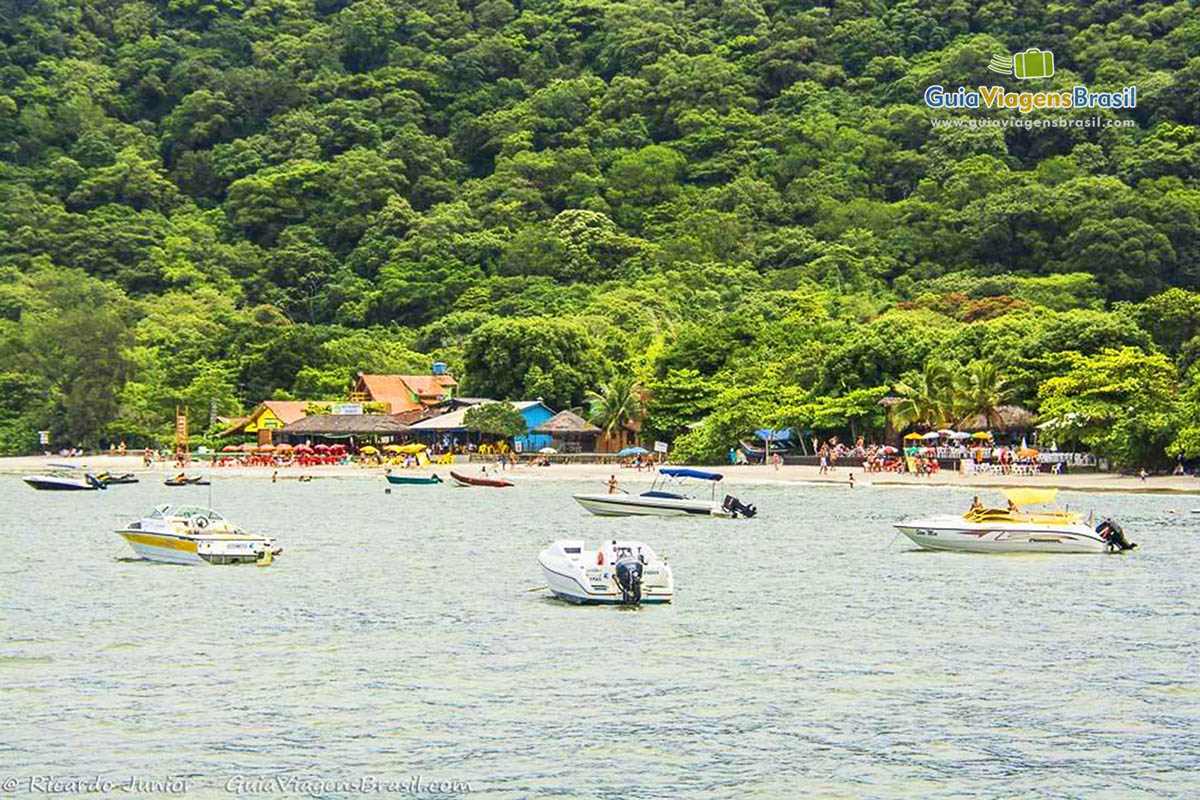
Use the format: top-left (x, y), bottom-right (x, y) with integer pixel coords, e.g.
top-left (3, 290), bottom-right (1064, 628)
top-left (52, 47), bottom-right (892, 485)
top-left (0, 0), bottom-right (1198, 462)
top-left (1039, 348), bottom-right (1180, 469)
top-left (464, 401), bottom-right (526, 438)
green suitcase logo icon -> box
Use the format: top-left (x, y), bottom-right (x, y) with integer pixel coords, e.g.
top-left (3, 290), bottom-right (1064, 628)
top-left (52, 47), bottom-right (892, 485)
top-left (988, 49), bottom-right (1055, 80)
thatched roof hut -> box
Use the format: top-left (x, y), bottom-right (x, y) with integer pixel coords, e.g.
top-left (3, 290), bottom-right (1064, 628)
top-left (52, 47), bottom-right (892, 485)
top-left (532, 410), bottom-right (601, 436)
top-left (277, 413), bottom-right (409, 440)
top-left (958, 405), bottom-right (1036, 432)
top-left (532, 410), bottom-right (601, 453)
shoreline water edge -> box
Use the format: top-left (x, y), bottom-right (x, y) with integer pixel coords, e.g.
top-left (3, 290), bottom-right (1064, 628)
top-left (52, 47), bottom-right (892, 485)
top-left (5, 454), bottom-right (1200, 495)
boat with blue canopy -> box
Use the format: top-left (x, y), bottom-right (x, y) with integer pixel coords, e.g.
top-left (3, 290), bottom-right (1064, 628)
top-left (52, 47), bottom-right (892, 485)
top-left (573, 467), bottom-right (756, 518)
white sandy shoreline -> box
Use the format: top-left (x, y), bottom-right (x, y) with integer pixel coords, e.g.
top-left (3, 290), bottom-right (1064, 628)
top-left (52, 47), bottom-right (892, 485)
top-left (3, 454), bottom-right (1199, 494)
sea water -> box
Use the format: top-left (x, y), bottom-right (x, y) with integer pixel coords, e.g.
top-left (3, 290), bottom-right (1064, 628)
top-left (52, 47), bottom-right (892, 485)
top-left (1, 476), bottom-right (1196, 798)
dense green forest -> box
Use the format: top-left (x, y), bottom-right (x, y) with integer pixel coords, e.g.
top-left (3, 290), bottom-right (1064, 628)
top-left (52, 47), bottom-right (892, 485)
top-left (1, 0), bottom-right (1200, 466)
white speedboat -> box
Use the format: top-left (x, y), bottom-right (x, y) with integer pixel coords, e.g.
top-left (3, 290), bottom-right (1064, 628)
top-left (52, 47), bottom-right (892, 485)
top-left (538, 539), bottom-right (674, 605)
top-left (573, 468), bottom-right (756, 518)
top-left (894, 489), bottom-right (1136, 554)
top-left (23, 472), bottom-right (106, 491)
top-left (116, 504), bottom-right (280, 566)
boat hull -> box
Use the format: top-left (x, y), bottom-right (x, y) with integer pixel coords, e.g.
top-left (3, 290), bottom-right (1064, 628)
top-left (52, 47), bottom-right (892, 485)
top-left (449, 471), bottom-right (513, 488)
top-left (894, 516), bottom-right (1114, 554)
top-left (386, 474), bottom-right (442, 485)
top-left (538, 557), bottom-right (674, 604)
top-left (116, 530), bottom-right (274, 566)
top-left (573, 493), bottom-right (727, 517)
top-left (23, 476), bottom-right (99, 491)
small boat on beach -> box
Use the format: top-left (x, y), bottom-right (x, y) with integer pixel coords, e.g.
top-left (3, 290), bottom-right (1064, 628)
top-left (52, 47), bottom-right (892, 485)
top-left (386, 473), bottom-right (443, 485)
top-left (538, 539), bottom-right (674, 605)
top-left (573, 468), bottom-right (757, 518)
top-left (164, 474), bottom-right (210, 486)
top-left (449, 470), bottom-right (514, 488)
top-left (116, 504), bottom-right (280, 566)
top-left (894, 489), bottom-right (1137, 554)
top-left (23, 472), bottom-right (107, 491)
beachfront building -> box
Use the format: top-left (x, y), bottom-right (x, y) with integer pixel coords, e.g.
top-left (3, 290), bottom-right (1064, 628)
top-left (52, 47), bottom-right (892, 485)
top-left (220, 401), bottom-right (311, 445)
top-left (532, 410), bottom-right (601, 453)
top-left (349, 364), bottom-right (458, 415)
top-left (275, 413), bottom-right (410, 446)
top-left (407, 399), bottom-right (556, 452)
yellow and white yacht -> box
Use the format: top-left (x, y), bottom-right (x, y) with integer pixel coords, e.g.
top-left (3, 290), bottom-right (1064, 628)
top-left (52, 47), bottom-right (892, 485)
top-left (116, 504), bottom-right (280, 565)
top-left (894, 489), bottom-right (1136, 554)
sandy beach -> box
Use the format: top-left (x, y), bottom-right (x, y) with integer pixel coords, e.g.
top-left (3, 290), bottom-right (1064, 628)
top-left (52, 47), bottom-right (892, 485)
top-left (4, 453), bottom-right (1198, 494)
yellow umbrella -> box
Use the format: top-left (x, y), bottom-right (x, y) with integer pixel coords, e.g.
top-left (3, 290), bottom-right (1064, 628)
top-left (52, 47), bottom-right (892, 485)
top-left (383, 444), bottom-right (404, 453)
top-left (903, 432), bottom-right (923, 441)
top-left (971, 431), bottom-right (993, 440)
top-left (398, 443), bottom-right (427, 453)
top-left (359, 445), bottom-right (378, 455)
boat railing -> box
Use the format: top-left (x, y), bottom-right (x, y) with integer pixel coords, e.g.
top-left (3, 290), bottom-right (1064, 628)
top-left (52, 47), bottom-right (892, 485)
top-left (964, 508), bottom-right (1082, 525)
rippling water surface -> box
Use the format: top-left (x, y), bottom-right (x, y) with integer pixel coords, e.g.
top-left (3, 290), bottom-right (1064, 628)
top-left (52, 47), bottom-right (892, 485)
top-left (2, 475), bottom-right (1198, 798)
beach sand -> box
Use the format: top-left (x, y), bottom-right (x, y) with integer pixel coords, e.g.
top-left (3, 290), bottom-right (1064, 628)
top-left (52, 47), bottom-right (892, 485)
top-left (3, 454), bottom-right (1198, 494)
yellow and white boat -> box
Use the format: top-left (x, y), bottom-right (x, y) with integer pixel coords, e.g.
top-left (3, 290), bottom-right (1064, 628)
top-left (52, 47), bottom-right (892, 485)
top-left (894, 489), bottom-right (1136, 554)
top-left (116, 504), bottom-right (280, 565)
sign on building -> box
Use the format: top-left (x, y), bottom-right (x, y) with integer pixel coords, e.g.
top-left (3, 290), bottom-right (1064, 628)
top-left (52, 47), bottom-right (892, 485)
top-left (654, 440), bottom-right (669, 453)
top-left (332, 403), bottom-right (364, 415)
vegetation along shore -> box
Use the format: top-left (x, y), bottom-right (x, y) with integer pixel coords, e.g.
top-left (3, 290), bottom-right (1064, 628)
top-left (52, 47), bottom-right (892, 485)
top-left (2, 2), bottom-right (1199, 472)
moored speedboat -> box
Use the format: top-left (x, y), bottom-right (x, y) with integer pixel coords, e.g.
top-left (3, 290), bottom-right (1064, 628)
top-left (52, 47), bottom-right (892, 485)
top-left (894, 489), bottom-right (1136, 554)
top-left (573, 468), bottom-right (756, 518)
top-left (23, 473), bottom-right (106, 491)
top-left (116, 504), bottom-right (280, 565)
top-left (449, 470), bottom-right (513, 487)
top-left (538, 539), bottom-right (674, 605)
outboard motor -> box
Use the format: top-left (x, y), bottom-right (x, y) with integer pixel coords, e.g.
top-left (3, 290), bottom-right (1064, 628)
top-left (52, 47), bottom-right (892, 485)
top-left (1096, 518), bottom-right (1136, 551)
top-left (723, 494), bottom-right (757, 518)
top-left (85, 473), bottom-right (107, 490)
top-left (614, 558), bottom-right (644, 605)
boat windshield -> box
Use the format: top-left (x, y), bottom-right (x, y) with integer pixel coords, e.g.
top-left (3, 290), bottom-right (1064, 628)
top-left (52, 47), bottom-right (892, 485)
top-left (151, 504), bottom-right (224, 521)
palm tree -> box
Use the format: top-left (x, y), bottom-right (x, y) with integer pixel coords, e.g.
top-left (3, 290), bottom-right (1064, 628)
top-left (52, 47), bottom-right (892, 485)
top-left (958, 360), bottom-right (1012, 429)
top-left (586, 377), bottom-right (644, 449)
top-left (890, 361), bottom-right (955, 432)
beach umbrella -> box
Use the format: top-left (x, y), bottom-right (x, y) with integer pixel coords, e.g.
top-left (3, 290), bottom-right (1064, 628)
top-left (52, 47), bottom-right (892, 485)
top-left (274, 443), bottom-right (293, 451)
top-left (922, 431), bottom-right (941, 440)
top-left (971, 431), bottom-right (993, 440)
top-left (239, 442), bottom-right (256, 452)
top-left (398, 443), bottom-right (426, 453)
top-left (359, 445), bottom-right (378, 455)
top-left (937, 429), bottom-right (955, 437)
top-left (538, 447), bottom-right (557, 454)
top-left (383, 444), bottom-right (404, 453)
top-left (256, 443), bottom-right (275, 452)
top-left (313, 444), bottom-right (330, 452)
top-left (616, 446), bottom-right (649, 456)
top-left (330, 444), bottom-right (346, 452)
top-left (1017, 447), bottom-right (1040, 458)
top-left (947, 431), bottom-right (971, 440)
top-left (903, 432), bottom-right (923, 441)
top-left (221, 445), bottom-right (239, 452)
top-left (880, 446), bottom-right (898, 454)
top-left (294, 444), bottom-right (312, 453)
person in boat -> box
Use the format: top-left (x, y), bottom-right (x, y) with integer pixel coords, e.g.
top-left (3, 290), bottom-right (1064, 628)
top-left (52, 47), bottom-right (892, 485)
top-left (607, 474), bottom-right (619, 494)
top-left (970, 495), bottom-right (983, 512)
top-left (1007, 499), bottom-right (1019, 513)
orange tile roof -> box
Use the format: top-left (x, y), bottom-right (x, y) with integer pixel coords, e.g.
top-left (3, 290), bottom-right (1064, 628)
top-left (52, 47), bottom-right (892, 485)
top-left (355, 374), bottom-right (456, 412)
top-left (259, 401), bottom-right (311, 425)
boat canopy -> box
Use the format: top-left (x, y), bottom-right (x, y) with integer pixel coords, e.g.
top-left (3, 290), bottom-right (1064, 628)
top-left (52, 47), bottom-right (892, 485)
top-left (1002, 488), bottom-right (1057, 506)
top-left (659, 467), bottom-right (723, 481)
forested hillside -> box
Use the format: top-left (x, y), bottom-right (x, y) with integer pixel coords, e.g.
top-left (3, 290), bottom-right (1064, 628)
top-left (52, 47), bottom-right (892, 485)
top-left (2, 0), bottom-right (1200, 466)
